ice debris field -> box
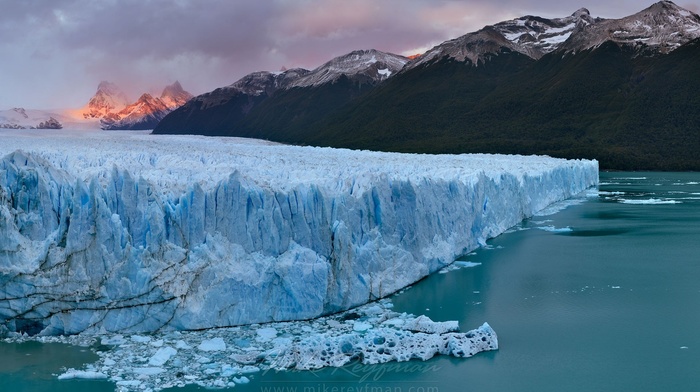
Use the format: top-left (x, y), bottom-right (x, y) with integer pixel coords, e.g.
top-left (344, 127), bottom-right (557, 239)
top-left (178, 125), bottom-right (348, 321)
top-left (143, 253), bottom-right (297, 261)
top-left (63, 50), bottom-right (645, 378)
top-left (19, 299), bottom-right (497, 391)
top-left (0, 129), bottom-right (597, 389)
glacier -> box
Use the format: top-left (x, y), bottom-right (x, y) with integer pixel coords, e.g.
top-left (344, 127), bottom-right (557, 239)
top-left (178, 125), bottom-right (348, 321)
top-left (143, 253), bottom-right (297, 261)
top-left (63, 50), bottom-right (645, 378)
top-left (0, 129), bottom-right (598, 336)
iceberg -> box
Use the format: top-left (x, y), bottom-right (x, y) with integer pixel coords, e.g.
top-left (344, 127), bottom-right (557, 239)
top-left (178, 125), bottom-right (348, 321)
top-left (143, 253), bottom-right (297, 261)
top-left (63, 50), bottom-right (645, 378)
top-left (0, 129), bottom-right (598, 335)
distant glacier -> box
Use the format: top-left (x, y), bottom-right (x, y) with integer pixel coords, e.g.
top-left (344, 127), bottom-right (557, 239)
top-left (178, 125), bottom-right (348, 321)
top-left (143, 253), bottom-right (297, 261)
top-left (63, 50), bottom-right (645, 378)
top-left (0, 129), bottom-right (598, 335)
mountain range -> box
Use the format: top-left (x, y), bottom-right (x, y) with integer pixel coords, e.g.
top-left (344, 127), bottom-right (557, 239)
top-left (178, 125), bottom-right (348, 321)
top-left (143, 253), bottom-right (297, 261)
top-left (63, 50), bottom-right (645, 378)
top-left (154, 1), bottom-right (700, 170)
top-left (80, 81), bottom-right (193, 130)
top-left (1, 81), bottom-right (193, 131)
top-left (0, 108), bottom-right (67, 129)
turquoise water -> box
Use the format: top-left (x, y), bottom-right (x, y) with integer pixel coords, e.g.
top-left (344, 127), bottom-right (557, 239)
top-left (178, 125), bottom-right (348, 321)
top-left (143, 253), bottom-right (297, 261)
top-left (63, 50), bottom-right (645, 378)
top-left (3, 172), bottom-right (700, 391)
top-left (0, 341), bottom-right (115, 391)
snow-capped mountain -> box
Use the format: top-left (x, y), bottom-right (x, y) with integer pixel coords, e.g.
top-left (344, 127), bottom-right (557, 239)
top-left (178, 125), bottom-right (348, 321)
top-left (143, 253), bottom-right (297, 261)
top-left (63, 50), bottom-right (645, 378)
top-left (191, 50), bottom-right (405, 105)
top-left (405, 1), bottom-right (699, 70)
top-left (0, 107), bottom-right (67, 129)
top-left (561, 1), bottom-right (700, 53)
top-left (101, 81), bottom-right (194, 130)
top-left (101, 93), bottom-right (169, 130)
top-left (494, 8), bottom-right (598, 57)
top-left (79, 81), bottom-right (131, 119)
top-left (404, 8), bottom-right (596, 70)
top-left (288, 49), bottom-right (408, 88)
top-left (153, 50), bottom-right (407, 135)
top-left (160, 80), bottom-right (194, 109)
top-left (195, 68), bottom-right (310, 111)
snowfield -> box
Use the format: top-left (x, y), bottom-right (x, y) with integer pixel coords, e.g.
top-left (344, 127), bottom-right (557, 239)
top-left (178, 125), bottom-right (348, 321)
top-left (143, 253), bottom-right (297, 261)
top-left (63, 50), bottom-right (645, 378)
top-left (0, 129), bottom-right (598, 336)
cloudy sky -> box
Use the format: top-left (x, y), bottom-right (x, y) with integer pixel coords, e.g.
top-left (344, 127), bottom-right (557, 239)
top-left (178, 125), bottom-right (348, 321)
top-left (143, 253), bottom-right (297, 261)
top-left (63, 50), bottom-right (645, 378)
top-left (1, 0), bottom-right (698, 109)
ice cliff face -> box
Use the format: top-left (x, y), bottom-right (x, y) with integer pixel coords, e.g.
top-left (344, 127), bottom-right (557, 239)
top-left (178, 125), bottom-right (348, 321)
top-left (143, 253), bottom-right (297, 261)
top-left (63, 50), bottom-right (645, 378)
top-left (0, 130), bottom-right (598, 336)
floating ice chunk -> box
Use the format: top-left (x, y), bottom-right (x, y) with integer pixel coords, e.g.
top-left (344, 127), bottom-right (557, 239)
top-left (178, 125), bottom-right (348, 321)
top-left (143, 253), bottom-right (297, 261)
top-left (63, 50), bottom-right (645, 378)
top-left (150, 339), bottom-right (164, 347)
top-left (101, 335), bottom-right (126, 345)
top-left (256, 327), bottom-right (278, 341)
top-left (133, 367), bottom-right (165, 375)
top-left (271, 321), bottom-right (497, 370)
top-left (326, 320), bottom-right (343, 329)
top-left (381, 318), bottom-right (406, 327)
top-left (455, 261), bottom-right (481, 268)
top-left (198, 337), bottom-right (226, 352)
top-left (353, 322), bottom-right (373, 332)
top-left (401, 315), bottom-right (459, 334)
top-left (537, 225), bottom-right (573, 233)
top-left (619, 198), bottom-right (681, 205)
top-left (57, 369), bottom-right (108, 380)
top-left (131, 335), bottom-right (152, 343)
top-left (234, 376), bottom-right (250, 384)
top-left (148, 346), bottom-right (177, 366)
top-left (175, 340), bottom-right (192, 349)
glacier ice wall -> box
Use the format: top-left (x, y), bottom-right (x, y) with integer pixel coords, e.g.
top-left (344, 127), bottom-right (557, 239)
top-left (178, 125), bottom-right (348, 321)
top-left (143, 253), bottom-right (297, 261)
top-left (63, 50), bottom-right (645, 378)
top-left (0, 130), bottom-right (598, 335)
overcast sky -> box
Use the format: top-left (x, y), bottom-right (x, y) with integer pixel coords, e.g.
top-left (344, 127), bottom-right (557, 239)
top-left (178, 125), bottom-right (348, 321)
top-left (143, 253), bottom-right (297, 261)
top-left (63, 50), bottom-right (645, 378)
top-left (1, 0), bottom-right (698, 109)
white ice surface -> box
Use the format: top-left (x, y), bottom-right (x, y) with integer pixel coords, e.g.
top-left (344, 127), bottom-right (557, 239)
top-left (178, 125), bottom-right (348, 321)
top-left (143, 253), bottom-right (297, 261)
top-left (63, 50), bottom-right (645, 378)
top-left (0, 129), bottom-right (598, 335)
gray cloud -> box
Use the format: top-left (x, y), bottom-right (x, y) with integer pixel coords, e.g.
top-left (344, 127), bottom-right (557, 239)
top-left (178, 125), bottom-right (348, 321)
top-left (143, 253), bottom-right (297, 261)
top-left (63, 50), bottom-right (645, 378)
top-left (1, 0), bottom-right (698, 109)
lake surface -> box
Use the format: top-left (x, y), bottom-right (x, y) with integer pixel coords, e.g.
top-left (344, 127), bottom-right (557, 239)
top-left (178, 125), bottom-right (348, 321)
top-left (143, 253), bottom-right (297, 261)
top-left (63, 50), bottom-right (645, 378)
top-left (3, 172), bottom-right (700, 391)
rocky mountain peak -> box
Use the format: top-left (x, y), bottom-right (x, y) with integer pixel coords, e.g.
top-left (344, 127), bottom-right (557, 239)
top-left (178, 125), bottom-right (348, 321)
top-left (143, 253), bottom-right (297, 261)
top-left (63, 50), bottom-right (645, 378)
top-left (572, 7), bottom-right (591, 18)
top-left (81, 81), bottom-right (130, 119)
top-left (160, 81), bottom-right (194, 109)
top-left (561, 1), bottom-right (700, 54)
top-left (287, 49), bottom-right (409, 88)
top-left (404, 8), bottom-right (599, 71)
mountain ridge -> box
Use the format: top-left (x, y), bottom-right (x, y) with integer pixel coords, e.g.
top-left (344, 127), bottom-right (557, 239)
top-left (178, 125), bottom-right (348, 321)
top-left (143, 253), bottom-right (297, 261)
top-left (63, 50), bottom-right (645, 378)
top-left (153, 1), bottom-right (700, 170)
